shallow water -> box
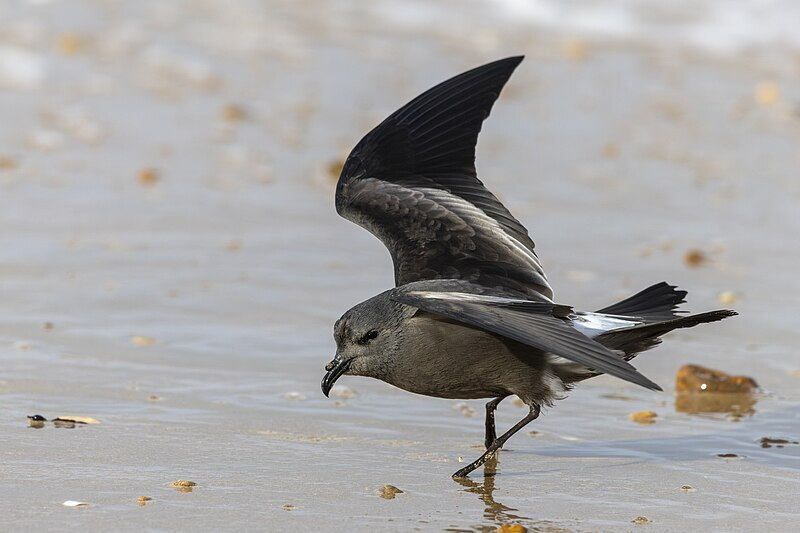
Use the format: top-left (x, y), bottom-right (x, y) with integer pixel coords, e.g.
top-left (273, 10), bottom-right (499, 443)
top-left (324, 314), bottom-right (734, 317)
top-left (1, 1), bottom-right (799, 531)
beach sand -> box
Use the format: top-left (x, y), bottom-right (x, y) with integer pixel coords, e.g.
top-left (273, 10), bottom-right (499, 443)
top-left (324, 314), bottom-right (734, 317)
top-left (1, 1), bottom-right (798, 531)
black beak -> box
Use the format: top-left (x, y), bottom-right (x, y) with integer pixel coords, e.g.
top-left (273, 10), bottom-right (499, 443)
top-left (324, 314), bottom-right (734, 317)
top-left (321, 357), bottom-right (350, 397)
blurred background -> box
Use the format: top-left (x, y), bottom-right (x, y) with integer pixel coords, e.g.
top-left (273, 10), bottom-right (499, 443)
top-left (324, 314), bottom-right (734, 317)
top-left (1, 1), bottom-right (798, 531)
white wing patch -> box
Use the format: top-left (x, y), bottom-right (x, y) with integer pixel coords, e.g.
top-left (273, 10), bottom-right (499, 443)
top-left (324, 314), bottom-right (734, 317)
top-left (570, 312), bottom-right (643, 338)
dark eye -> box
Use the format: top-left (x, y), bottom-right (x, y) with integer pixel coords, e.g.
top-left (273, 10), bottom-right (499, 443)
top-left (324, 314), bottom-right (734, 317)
top-left (357, 330), bottom-right (379, 344)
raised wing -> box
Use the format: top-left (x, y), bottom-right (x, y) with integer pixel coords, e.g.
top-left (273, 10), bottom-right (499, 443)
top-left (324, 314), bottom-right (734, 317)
top-left (391, 285), bottom-right (662, 391)
top-left (336, 56), bottom-right (552, 299)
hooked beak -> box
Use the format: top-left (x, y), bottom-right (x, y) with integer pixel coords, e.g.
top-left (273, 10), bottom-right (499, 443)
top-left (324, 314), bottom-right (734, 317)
top-left (321, 357), bottom-right (350, 397)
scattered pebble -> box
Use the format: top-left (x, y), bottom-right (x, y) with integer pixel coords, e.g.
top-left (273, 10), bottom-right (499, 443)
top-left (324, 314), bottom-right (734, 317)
top-left (131, 335), bottom-right (157, 346)
top-left (378, 485), bottom-right (404, 500)
top-left (526, 430), bottom-right (540, 437)
top-left (452, 402), bottom-right (476, 417)
top-left (42, 321), bottom-right (54, 330)
top-left (632, 516), bottom-right (651, 525)
top-left (27, 415), bottom-right (46, 428)
top-left (680, 485), bottom-right (697, 492)
top-left (675, 365), bottom-right (758, 415)
top-left (56, 33), bottom-right (87, 56)
top-left (282, 392), bottom-right (307, 401)
top-left (171, 480), bottom-right (197, 492)
top-left (497, 524), bottom-right (528, 533)
top-left (561, 39), bottom-right (586, 61)
top-left (58, 416), bottom-right (100, 425)
top-left (716, 453), bottom-right (740, 458)
top-left (328, 385), bottom-right (358, 399)
top-left (755, 81), bottom-right (780, 106)
top-left (602, 142), bottom-right (619, 158)
top-left (0, 155), bottom-right (17, 170)
top-left (137, 168), bottom-right (159, 186)
top-left (675, 364), bottom-right (757, 395)
top-left (220, 104), bottom-right (246, 122)
top-left (137, 496), bottom-right (152, 505)
top-left (281, 504), bottom-right (296, 511)
top-left (148, 394), bottom-right (162, 402)
top-left (718, 291), bottom-right (738, 305)
top-left (683, 249), bottom-right (708, 268)
top-left (760, 437), bottom-right (799, 449)
top-left (53, 418), bottom-right (87, 428)
top-left (629, 411), bottom-right (657, 425)
top-left (63, 501), bottom-right (89, 507)
top-left (13, 341), bottom-right (31, 350)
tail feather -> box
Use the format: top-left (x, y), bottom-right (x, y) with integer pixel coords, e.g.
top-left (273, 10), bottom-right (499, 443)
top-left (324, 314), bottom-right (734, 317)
top-left (596, 282), bottom-right (687, 322)
top-left (595, 309), bottom-right (738, 359)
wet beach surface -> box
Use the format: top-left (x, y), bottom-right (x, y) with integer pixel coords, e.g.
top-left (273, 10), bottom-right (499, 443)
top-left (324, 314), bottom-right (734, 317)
top-left (1, 1), bottom-right (799, 531)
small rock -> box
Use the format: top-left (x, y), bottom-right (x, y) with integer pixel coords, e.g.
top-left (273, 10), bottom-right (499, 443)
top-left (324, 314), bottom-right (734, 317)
top-left (760, 437), bottom-right (799, 449)
top-left (716, 453), bottom-right (739, 458)
top-left (57, 416), bottom-right (100, 425)
top-left (131, 335), bottom-right (157, 346)
top-left (718, 291), bottom-right (737, 305)
top-left (171, 480), bottom-right (197, 492)
top-left (629, 411), bottom-right (657, 425)
top-left (137, 496), bottom-right (152, 505)
top-left (497, 524), bottom-right (528, 533)
top-left (137, 168), bottom-right (159, 187)
top-left (378, 485), bottom-right (404, 500)
top-left (0, 156), bottom-right (17, 170)
top-left (27, 414), bottom-right (46, 428)
top-left (220, 104), bottom-right (246, 122)
top-left (683, 249), bottom-right (707, 268)
top-left (282, 504), bottom-right (296, 511)
top-left (632, 516), bottom-right (651, 525)
top-left (755, 81), bottom-right (780, 106)
top-left (680, 485), bottom-right (697, 492)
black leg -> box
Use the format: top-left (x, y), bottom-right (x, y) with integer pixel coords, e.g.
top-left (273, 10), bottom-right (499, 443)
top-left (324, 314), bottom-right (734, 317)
top-left (484, 396), bottom-right (506, 449)
top-left (453, 405), bottom-right (540, 479)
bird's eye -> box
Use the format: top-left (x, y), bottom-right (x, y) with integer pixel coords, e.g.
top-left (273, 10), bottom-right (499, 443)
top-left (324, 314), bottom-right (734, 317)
top-left (357, 330), bottom-right (379, 344)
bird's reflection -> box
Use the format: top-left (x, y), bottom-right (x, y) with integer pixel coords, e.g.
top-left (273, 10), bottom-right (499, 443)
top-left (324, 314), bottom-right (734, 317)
top-left (454, 455), bottom-right (529, 525)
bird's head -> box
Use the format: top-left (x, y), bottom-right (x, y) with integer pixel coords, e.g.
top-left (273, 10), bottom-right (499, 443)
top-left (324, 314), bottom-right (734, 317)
top-left (322, 290), bottom-right (415, 397)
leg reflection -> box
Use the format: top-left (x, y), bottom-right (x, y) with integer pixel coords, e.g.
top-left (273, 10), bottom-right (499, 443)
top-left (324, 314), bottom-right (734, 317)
top-left (453, 455), bottom-right (529, 524)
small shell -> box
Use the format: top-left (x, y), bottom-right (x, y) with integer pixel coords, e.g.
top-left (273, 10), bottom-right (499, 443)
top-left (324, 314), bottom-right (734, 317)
top-left (63, 501), bottom-right (89, 507)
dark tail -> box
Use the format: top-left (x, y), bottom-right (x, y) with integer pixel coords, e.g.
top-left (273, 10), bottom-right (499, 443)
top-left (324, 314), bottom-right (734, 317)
top-left (594, 282), bottom-right (737, 359)
top-left (596, 281), bottom-right (687, 322)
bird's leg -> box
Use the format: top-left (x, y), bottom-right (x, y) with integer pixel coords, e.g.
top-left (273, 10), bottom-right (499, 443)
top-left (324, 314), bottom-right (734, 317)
top-left (453, 405), bottom-right (540, 479)
top-left (484, 396), bottom-right (506, 449)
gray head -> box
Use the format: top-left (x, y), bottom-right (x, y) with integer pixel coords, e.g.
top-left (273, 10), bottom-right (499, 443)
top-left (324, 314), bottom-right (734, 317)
top-left (321, 290), bottom-right (416, 396)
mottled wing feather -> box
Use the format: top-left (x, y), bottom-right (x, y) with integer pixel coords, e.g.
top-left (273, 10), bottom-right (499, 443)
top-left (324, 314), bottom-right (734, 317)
top-left (391, 289), bottom-right (662, 391)
top-left (336, 56), bottom-right (552, 298)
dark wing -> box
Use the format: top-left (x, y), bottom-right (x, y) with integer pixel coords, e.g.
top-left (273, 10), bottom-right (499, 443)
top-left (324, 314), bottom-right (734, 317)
top-left (336, 56), bottom-right (552, 299)
top-left (391, 288), bottom-right (662, 391)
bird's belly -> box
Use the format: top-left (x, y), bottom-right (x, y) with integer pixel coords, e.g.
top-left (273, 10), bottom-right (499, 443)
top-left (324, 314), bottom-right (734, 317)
top-left (384, 315), bottom-right (546, 400)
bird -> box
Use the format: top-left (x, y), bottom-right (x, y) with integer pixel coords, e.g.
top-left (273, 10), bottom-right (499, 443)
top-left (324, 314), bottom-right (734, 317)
top-left (321, 56), bottom-right (737, 478)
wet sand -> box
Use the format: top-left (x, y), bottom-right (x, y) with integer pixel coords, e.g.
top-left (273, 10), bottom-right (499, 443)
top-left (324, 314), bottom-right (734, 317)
top-left (1, 1), bottom-right (799, 531)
